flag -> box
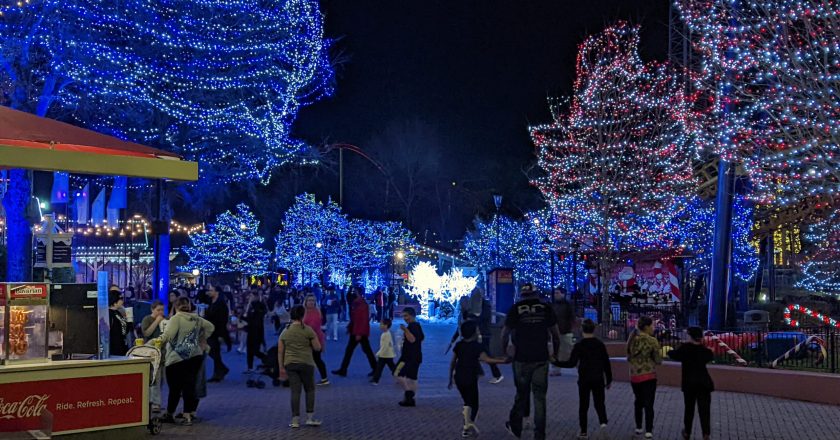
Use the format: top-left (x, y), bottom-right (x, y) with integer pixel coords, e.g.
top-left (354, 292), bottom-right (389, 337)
top-left (51, 172), bottom-right (69, 203)
top-left (92, 189), bottom-right (106, 226)
top-left (74, 184), bottom-right (90, 224)
top-left (108, 176), bottom-right (127, 209)
top-left (107, 208), bottom-right (120, 228)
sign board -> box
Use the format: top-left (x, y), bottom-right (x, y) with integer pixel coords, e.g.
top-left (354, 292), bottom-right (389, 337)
top-left (33, 233), bottom-right (73, 269)
top-left (0, 372), bottom-right (144, 434)
top-left (1, 284), bottom-right (49, 301)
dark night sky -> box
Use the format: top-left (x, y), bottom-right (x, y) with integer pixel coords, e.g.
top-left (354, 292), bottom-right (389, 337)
top-left (292, 1), bottom-right (672, 245)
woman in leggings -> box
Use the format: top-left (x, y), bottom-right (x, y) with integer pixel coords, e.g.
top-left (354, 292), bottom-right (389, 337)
top-left (303, 295), bottom-right (329, 385)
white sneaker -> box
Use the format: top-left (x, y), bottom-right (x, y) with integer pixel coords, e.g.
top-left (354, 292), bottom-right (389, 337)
top-left (305, 414), bottom-right (322, 427)
top-left (645, 433), bottom-right (653, 439)
top-left (635, 428), bottom-right (643, 436)
top-left (489, 375), bottom-right (504, 384)
top-left (289, 417), bottom-right (300, 428)
top-left (600, 423), bottom-right (608, 429)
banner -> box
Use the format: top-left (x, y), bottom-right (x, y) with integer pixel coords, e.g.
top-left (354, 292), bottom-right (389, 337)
top-left (51, 172), bottom-right (69, 204)
top-left (0, 373), bottom-right (144, 434)
top-left (107, 176), bottom-right (127, 209)
top-left (91, 189), bottom-right (106, 226)
top-left (74, 184), bottom-right (89, 224)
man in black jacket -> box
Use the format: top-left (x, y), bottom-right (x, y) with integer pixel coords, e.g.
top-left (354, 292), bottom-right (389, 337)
top-left (206, 285), bottom-right (231, 382)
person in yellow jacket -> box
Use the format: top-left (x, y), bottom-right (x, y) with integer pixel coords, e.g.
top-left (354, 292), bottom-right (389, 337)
top-left (626, 316), bottom-right (662, 439)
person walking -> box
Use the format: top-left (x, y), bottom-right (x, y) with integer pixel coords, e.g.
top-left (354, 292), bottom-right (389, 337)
top-left (278, 305), bottom-right (323, 428)
top-left (373, 288), bottom-right (384, 322)
top-left (553, 319), bottom-right (612, 439)
top-left (627, 316), bottom-right (662, 439)
top-left (160, 297), bottom-right (214, 426)
top-left (386, 287), bottom-right (397, 320)
top-left (550, 287), bottom-right (575, 376)
top-left (205, 285), bottom-right (231, 382)
top-left (668, 327), bottom-right (714, 440)
top-left (303, 294), bottom-right (330, 385)
top-left (396, 307), bottom-right (424, 407)
top-left (371, 318), bottom-right (397, 385)
top-left (324, 289), bottom-right (340, 341)
top-left (448, 320), bottom-right (507, 437)
top-left (502, 284), bottom-right (560, 440)
top-left (332, 292), bottom-right (377, 377)
top-left (449, 291), bottom-right (503, 384)
top-left (244, 291), bottom-right (268, 373)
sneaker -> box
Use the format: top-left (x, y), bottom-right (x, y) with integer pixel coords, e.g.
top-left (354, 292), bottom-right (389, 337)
top-left (504, 421), bottom-right (522, 438)
top-left (489, 375), bottom-right (504, 384)
top-left (635, 428), bottom-right (644, 436)
top-left (331, 369), bottom-right (347, 377)
top-left (462, 428), bottom-right (472, 438)
top-left (317, 379), bottom-right (330, 386)
top-left (305, 417), bottom-right (322, 427)
top-left (289, 417), bottom-right (300, 428)
top-left (578, 433), bottom-right (588, 439)
top-left (600, 423), bottom-right (608, 429)
top-left (645, 433), bottom-right (653, 439)
top-left (370, 381), bottom-right (379, 386)
top-left (180, 416), bottom-right (193, 426)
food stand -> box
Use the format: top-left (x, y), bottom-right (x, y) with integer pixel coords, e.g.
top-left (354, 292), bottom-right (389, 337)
top-left (0, 106), bottom-right (198, 436)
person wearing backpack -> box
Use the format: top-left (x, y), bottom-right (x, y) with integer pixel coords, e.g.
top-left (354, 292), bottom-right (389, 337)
top-left (160, 297), bottom-right (215, 426)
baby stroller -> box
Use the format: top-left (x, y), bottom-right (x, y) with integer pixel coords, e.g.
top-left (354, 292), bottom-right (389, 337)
top-left (256, 346), bottom-right (289, 388)
top-left (127, 344), bottom-right (164, 435)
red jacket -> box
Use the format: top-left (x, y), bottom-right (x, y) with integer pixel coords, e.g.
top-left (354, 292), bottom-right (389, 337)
top-left (350, 298), bottom-right (371, 337)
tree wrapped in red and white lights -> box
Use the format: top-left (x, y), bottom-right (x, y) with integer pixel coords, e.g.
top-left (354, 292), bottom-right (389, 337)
top-left (530, 22), bottom-right (696, 253)
top-left (676, 0), bottom-right (840, 206)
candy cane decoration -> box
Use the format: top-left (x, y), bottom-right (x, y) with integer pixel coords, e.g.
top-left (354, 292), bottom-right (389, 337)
top-left (770, 336), bottom-right (827, 368)
top-left (784, 304), bottom-right (840, 329)
top-left (704, 331), bottom-right (748, 366)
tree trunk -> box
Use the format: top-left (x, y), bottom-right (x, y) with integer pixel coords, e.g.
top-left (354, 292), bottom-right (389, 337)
top-left (3, 169), bottom-right (32, 281)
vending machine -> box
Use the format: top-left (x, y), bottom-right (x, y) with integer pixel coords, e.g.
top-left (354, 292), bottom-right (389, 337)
top-left (0, 283), bottom-right (50, 364)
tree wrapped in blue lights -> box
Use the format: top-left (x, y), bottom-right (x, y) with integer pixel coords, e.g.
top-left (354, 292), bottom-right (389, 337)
top-left (676, 197), bottom-right (759, 282)
top-left (181, 203), bottom-right (270, 275)
top-left (275, 194), bottom-right (415, 285)
top-left (1, 0), bottom-right (333, 183)
top-left (796, 209), bottom-right (840, 295)
top-left (461, 212), bottom-right (585, 291)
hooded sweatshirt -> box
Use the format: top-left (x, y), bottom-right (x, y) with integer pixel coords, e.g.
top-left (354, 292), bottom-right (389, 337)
top-left (350, 297), bottom-right (371, 337)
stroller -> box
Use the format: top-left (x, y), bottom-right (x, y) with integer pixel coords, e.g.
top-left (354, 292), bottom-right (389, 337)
top-left (250, 346), bottom-right (288, 388)
top-left (127, 344), bottom-right (164, 435)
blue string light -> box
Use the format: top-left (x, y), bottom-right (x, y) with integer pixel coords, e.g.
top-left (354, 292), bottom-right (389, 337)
top-left (180, 203), bottom-right (270, 275)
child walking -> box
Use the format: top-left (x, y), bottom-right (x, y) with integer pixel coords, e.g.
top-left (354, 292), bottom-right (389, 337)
top-left (396, 307), bottom-right (424, 407)
top-left (371, 318), bottom-right (397, 384)
top-left (553, 319), bottom-right (612, 439)
top-left (667, 327), bottom-right (714, 440)
top-left (448, 320), bottom-right (507, 437)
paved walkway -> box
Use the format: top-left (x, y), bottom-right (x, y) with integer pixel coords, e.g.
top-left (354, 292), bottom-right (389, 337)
top-left (159, 320), bottom-right (840, 439)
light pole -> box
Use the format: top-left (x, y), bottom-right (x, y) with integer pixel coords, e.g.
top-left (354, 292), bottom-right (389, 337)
top-left (492, 194), bottom-right (502, 268)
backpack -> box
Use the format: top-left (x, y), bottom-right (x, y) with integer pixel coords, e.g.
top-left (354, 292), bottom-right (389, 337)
top-left (170, 317), bottom-right (200, 360)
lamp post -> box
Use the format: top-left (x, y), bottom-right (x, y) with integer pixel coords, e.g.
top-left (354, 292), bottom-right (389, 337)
top-left (316, 241), bottom-right (326, 285)
top-left (492, 194), bottom-right (502, 268)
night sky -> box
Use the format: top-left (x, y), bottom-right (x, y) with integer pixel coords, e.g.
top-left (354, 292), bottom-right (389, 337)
top-left (292, 0), bottom-right (671, 247)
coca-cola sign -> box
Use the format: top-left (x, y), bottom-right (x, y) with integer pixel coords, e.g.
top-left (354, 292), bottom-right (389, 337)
top-left (0, 373), bottom-right (144, 434)
top-left (0, 394), bottom-right (50, 420)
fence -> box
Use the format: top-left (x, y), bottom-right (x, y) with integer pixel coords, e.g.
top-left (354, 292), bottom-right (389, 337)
top-left (601, 322), bottom-right (838, 374)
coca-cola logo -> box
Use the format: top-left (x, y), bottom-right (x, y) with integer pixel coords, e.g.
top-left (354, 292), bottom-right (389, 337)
top-left (0, 395), bottom-right (50, 420)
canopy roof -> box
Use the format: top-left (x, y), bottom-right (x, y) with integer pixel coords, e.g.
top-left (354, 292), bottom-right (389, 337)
top-left (0, 106), bottom-right (197, 181)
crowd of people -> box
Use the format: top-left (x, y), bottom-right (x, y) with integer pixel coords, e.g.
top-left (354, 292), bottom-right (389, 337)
top-left (108, 280), bottom-right (715, 439)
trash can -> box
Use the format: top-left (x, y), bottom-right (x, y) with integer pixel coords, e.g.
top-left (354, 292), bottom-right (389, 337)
top-left (765, 331), bottom-right (806, 361)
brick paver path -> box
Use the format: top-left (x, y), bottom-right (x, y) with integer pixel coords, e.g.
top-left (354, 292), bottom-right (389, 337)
top-left (159, 320), bottom-right (840, 439)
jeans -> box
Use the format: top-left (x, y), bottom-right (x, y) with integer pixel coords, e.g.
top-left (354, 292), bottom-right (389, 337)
top-left (455, 374), bottom-right (479, 421)
top-left (208, 337), bottom-right (228, 378)
top-left (166, 355), bottom-right (203, 415)
top-left (632, 379), bottom-right (657, 433)
top-left (578, 382), bottom-right (608, 433)
top-left (338, 336), bottom-right (377, 373)
top-left (683, 388), bottom-right (711, 436)
top-left (286, 363), bottom-right (315, 416)
top-left (372, 357), bottom-right (397, 382)
top-left (509, 361), bottom-right (548, 440)
top-left (326, 313), bottom-right (339, 340)
top-left (312, 349), bottom-right (327, 380)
